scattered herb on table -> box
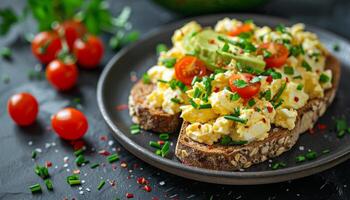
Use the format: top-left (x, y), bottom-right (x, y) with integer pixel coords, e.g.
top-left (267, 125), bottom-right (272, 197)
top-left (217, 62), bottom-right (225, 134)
top-left (107, 153), bottom-right (119, 163)
top-left (97, 180), bottom-right (106, 190)
top-left (29, 183), bottom-right (42, 193)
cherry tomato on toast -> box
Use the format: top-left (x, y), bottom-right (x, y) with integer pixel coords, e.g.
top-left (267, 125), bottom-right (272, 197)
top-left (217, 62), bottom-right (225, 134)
top-left (229, 73), bottom-right (261, 99)
top-left (174, 56), bottom-right (209, 85)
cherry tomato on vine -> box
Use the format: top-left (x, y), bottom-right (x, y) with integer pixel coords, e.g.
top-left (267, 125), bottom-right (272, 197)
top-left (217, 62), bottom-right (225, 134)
top-left (51, 108), bottom-right (88, 140)
top-left (229, 73), bottom-right (261, 99)
top-left (174, 56), bottom-right (209, 85)
top-left (54, 20), bottom-right (86, 50)
top-left (46, 59), bottom-right (78, 91)
top-left (258, 43), bottom-right (289, 68)
top-left (73, 35), bottom-right (104, 69)
top-left (31, 31), bottom-right (62, 64)
top-left (7, 93), bottom-right (39, 126)
top-left (228, 24), bottom-right (253, 37)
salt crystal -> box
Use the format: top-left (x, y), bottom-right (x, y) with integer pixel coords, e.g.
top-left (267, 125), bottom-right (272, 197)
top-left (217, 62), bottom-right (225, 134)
top-left (78, 187), bottom-right (82, 190)
top-left (159, 181), bottom-right (165, 186)
top-left (299, 146), bottom-right (305, 151)
top-left (63, 156), bottom-right (69, 163)
top-left (108, 140), bottom-right (114, 146)
top-left (86, 188), bottom-right (91, 192)
top-left (112, 147), bottom-right (116, 152)
top-left (79, 191), bottom-right (84, 195)
top-left (66, 168), bottom-right (70, 172)
top-left (51, 142), bottom-right (56, 146)
top-left (81, 180), bottom-right (85, 184)
top-left (35, 148), bottom-right (42, 153)
top-left (63, 163), bottom-right (69, 168)
top-left (55, 149), bottom-right (59, 153)
top-left (45, 143), bottom-right (51, 148)
top-left (28, 141), bottom-right (33, 146)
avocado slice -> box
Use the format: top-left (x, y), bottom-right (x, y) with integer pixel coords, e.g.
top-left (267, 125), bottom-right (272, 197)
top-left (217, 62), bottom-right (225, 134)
top-left (183, 29), bottom-right (266, 72)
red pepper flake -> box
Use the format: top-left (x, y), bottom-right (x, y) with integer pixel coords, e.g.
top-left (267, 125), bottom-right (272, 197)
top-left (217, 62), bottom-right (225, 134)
top-left (99, 135), bottom-right (108, 141)
top-left (73, 169), bottom-right (80, 174)
top-left (111, 163), bottom-right (117, 171)
top-left (120, 161), bottom-right (128, 168)
top-left (285, 77), bottom-right (289, 83)
top-left (133, 163), bottom-right (139, 169)
top-left (317, 123), bottom-right (327, 130)
top-left (137, 177), bottom-right (149, 185)
top-left (157, 140), bottom-right (165, 145)
top-left (213, 87), bottom-right (220, 92)
top-left (309, 128), bottom-right (315, 134)
top-left (266, 75), bottom-right (273, 84)
top-left (115, 104), bottom-right (129, 111)
top-left (294, 96), bottom-right (299, 102)
top-left (126, 193), bottom-right (134, 198)
top-left (109, 180), bottom-right (116, 187)
top-left (45, 161), bottom-right (52, 168)
top-left (98, 150), bottom-right (111, 156)
top-left (70, 140), bottom-right (86, 150)
top-left (143, 185), bottom-right (152, 192)
top-left (267, 106), bottom-right (273, 113)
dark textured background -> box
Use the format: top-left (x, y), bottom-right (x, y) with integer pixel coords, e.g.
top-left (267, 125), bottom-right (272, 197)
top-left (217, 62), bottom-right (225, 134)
top-left (1, 0), bottom-right (350, 199)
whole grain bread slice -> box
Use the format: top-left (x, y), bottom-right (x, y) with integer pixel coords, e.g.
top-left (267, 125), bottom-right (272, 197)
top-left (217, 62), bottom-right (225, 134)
top-left (175, 55), bottom-right (340, 171)
top-left (128, 80), bottom-right (182, 133)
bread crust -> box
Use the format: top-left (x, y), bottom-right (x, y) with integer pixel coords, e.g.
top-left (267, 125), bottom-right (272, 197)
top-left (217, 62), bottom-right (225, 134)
top-left (175, 55), bottom-right (341, 171)
top-left (128, 81), bottom-right (182, 133)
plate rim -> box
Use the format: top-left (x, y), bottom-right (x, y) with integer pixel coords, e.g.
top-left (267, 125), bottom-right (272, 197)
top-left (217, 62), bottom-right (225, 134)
top-left (97, 13), bottom-right (350, 184)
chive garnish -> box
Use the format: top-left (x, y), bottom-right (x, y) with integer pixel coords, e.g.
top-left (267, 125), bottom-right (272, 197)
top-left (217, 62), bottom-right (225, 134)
top-left (160, 141), bottom-right (170, 157)
top-left (297, 84), bottom-right (303, 91)
top-left (32, 151), bottom-right (37, 159)
top-left (224, 115), bottom-right (247, 124)
top-left (34, 165), bottom-right (49, 179)
top-left (193, 87), bottom-right (202, 98)
top-left (262, 89), bottom-right (272, 101)
top-left (319, 73), bottom-right (330, 83)
top-left (97, 180), bottom-right (106, 191)
top-left (198, 104), bottom-right (212, 109)
top-left (29, 183), bottom-right (42, 193)
top-left (263, 49), bottom-right (272, 58)
top-left (45, 179), bottom-right (53, 190)
top-left (170, 98), bottom-right (181, 104)
top-left (189, 99), bottom-right (199, 108)
top-left (322, 149), bottom-right (330, 154)
top-left (74, 148), bottom-right (84, 157)
top-left (295, 155), bottom-right (306, 163)
top-left (271, 82), bottom-right (286, 103)
top-left (222, 43), bottom-right (229, 52)
top-left (159, 133), bottom-right (169, 140)
top-left (142, 73), bottom-right (151, 84)
top-left (130, 124), bottom-right (141, 135)
top-left (271, 162), bottom-right (286, 170)
top-left (191, 76), bottom-right (200, 86)
top-left (301, 60), bottom-right (312, 71)
top-left (75, 155), bottom-right (88, 166)
top-left (149, 141), bottom-right (161, 149)
top-left (107, 154), bottom-right (119, 163)
top-left (283, 66), bottom-right (294, 75)
top-left (305, 151), bottom-right (317, 160)
top-left (90, 163), bottom-right (100, 169)
top-left (230, 93), bottom-right (240, 101)
top-left (155, 149), bottom-right (161, 156)
top-left (156, 43), bottom-right (168, 54)
top-left (161, 58), bottom-right (176, 68)
top-left (68, 179), bottom-right (81, 186)
top-left (157, 79), bottom-right (168, 83)
top-left (220, 135), bottom-right (232, 145)
top-left (293, 75), bottom-right (302, 80)
top-left (248, 99), bottom-right (256, 107)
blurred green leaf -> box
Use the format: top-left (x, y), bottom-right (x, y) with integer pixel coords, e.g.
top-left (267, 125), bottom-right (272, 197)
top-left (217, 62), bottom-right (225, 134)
top-left (0, 8), bottom-right (18, 35)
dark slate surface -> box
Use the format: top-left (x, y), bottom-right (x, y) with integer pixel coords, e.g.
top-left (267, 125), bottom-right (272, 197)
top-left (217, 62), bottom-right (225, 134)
top-left (1, 0), bottom-right (350, 199)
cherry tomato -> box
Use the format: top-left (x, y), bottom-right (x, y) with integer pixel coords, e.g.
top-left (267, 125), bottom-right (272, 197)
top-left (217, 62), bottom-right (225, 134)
top-left (229, 73), bottom-right (261, 99)
top-left (228, 24), bottom-right (253, 37)
top-left (46, 59), bottom-right (78, 91)
top-left (174, 56), bottom-right (209, 85)
top-left (73, 35), bottom-right (104, 69)
top-left (7, 93), bottom-right (39, 126)
top-left (54, 20), bottom-right (86, 50)
top-left (51, 108), bottom-right (88, 140)
top-left (258, 43), bottom-right (289, 68)
top-left (31, 31), bottom-right (62, 64)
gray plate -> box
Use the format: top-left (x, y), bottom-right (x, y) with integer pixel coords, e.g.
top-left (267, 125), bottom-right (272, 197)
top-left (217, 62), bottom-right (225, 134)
top-left (97, 14), bottom-right (350, 185)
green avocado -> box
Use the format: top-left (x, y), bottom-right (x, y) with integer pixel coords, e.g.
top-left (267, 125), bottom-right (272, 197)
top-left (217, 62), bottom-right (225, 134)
top-left (183, 29), bottom-right (265, 72)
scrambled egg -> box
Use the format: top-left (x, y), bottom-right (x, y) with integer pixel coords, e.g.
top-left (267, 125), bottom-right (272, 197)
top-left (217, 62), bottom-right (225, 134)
top-left (147, 65), bottom-right (175, 83)
top-left (180, 104), bottom-right (218, 123)
top-left (303, 71), bottom-right (324, 98)
top-left (209, 89), bottom-right (242, 115)
top-left (274, 108), bottom-right (298, 130)
top-left (280, 82), bottom-right (309, 109)
top-left (185, 123), bottom-right (220, 145)
top-left (213, 117), bottom-right (234, 135)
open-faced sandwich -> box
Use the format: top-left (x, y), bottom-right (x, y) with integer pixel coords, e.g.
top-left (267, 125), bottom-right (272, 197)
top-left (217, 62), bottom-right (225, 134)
top-left (129, 18), bottom-right (340, 171)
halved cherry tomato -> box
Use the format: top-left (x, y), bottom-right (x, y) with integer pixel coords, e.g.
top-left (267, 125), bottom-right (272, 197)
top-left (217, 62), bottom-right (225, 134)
top-left (174, 56), bottom-right (209, 85)
top-left (46, 59), bottom-right (78, 91)
top-left (228, 24), bottom-right (253, 37)
top-left (73, 35), bottom-right (104, 69)
top-left (229, 73), bottom-right (261, 99)
top-left (31, 31), bottom-right (62, 64)
top-left (51, 108), bottom-right (88, 140)
top-left (258, 43), bottom-right (289, 68)
top-left (7, 93), bottom-right (39, 126)
top-left (54, 20), bottom-right (86, 50)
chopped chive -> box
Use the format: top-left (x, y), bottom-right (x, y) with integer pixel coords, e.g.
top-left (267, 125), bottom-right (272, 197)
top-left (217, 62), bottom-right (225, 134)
top-left (159, 133), bottom-right (169, 141)
top-left (157, 79), bottom-right (168, 83)
top-left (170, 98), bottom-right (181, 104)
top-left (193, 87), bottom-right (202, 98)
top-left (107, 154), bottom-right (119, 163)
top-left (74, 149), bottom-right (84, 157)
top-left (293, 75), bottom-right (302, 80)
top-left (34, 165), bottom-right (49, 179)
top-left (29, 183), bottom-right (42, 193)
top-left (156, 43), bottom-right (168, 54)
top-left (295, 155), bottom-right (306, 163)
top-left (161, 141), bottom-right (170, 157)
top-left (97, 180), bottom-right (106, 191)
top-left (263, 89), bottom-right (272, 101)
top-left (149, 141), bottom-right (161, 149)
top-left (263, 49), bottom-right (272, 58)
top-left (220, 135), bottom-right (232, 145)
top-left (68, 179), bottom-right (81, 186)
top-left (283, 66), bottom-right (294, 75)
top-left (301, 60), bottom-right (312, 71)
top-left (189, 99), bottom-right (199, 108)
top-left (75, 155), bottom-right (88, 166)
top-left (271, 82), bottom-right (286, 103)
top-left (161, 58), bottom-right (176, 68)
top-left (305, 151), bottom-right (317, 160)
top-left (130, 124), bottom-right (141, 135)
top-left (222, 43), bottom-right (229, 52)
top-left (224, 115), bottom-right (247, 124)
top-left (130, 124), bottom-right (140, 130)
top-left (271, 162), bottom-right (286, 170)
top-left (32, 151), bottom-right (37, 159)
top-left (297, 84), bottom-right (303, 91)
top-left (155, 149), bottom-right (161, 156)
top-left (322, 149), bottom-right (330, 154)
top-left (45, 179), bottom-right (53, 191)
top-left (319, 73), bottom-right (330, 84)
top-left (191, 76), bottom-right (200, 86)
top-left (248, 99), bottom-right (256, 107)
top-left (131, 129), bottom-right (140, 135)
top-left (90, 163), bottom-right (100, 169)
top-left (198, 104), bottom-right (212, 109)
top-left (142, 73), bottom-right (151, 84)
top-left (230, 93), bottom-right (240, 101)
top-left (67, 175), bottom-right (79, 183)
top-left (337, 130), bottom-right (345, 138)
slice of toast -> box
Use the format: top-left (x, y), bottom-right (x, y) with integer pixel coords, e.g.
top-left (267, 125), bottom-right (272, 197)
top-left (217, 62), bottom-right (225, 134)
top-left (175, 55), bottom-right (340, 171)
top-left (128, 80), bottom-right (182, 133)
